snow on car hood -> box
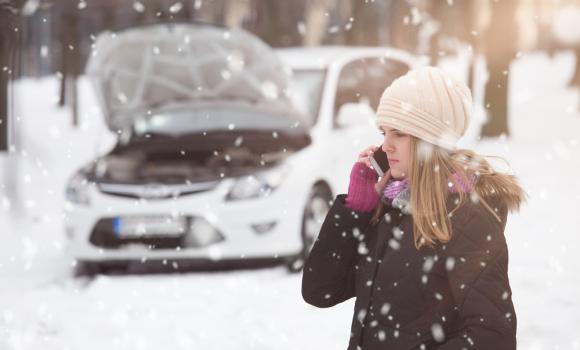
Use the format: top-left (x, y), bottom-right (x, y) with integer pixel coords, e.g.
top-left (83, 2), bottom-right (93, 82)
top-left (86, 23), bottom-right (303, 131)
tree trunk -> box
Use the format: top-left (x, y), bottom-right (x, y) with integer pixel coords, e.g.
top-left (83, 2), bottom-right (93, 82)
top-left (344, 0), bottom-right (382, 46)
top-left (303, 0), bottom-right (337, 46)
top-left (480, 0), bottom-right (519, 138)
top-left (0, 35), bottom-right (10, 151)
top-left (0, 0), bottom-right (23, 217)
top-left (481, 58), bottom-right (511, 138)
top-left (224, 0), bottom-right (250, 29)
top-left (1, 1), bottom-right (19, 151)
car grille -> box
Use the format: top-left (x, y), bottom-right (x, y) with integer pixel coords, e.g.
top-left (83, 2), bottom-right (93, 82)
top-left (96, 180), bottom-right (220, 199)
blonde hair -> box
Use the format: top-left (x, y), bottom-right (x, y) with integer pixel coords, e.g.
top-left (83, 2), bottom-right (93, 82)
top-left (370, 137), bottom-right (528, 250)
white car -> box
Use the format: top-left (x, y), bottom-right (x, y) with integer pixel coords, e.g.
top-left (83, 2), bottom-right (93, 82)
top-left (64, 23), bottom-right (421, 275)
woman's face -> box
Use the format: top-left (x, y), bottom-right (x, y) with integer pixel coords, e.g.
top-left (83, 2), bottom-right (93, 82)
top-left (379, 126), bottom-right (412, 179)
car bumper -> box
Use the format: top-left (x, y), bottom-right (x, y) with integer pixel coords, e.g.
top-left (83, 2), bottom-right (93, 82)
top-left (64, 178), bottom-right (306, 262)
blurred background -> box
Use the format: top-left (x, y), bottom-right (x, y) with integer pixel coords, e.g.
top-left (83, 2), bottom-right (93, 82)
top-left (1, 0), bottom-right (579, 349)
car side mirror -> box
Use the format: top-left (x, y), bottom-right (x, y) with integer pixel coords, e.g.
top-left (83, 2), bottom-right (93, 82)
top-left (336, 102), bottom-right (375, 128)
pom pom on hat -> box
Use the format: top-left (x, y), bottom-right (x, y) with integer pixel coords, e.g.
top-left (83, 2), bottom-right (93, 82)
top-left (375, 66), bottom-right (472, 151)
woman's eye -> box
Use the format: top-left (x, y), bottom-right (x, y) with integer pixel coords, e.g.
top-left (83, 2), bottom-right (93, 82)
top-left (380, 130), bottom-right (406, 136)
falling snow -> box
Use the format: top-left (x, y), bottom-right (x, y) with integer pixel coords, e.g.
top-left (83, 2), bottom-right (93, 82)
top-left (0, 37), bottom-right (580, 350)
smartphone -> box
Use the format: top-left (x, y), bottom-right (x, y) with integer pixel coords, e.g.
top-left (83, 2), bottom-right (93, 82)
top-left (369, 145), bottom-right (390, 178)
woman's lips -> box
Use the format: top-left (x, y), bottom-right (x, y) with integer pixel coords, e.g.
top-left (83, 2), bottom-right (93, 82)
top-left (389, 159), bottom-right (399, 163)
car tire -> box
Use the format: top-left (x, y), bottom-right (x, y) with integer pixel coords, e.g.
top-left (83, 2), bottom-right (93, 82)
top-left (73, 260), bottom-right (127, 278)
top-left (285, 185), bottom-right (332, 273)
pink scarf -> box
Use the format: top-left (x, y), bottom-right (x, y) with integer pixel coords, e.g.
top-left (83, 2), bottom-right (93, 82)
top-left (383, 173), bottom-right (477, 200)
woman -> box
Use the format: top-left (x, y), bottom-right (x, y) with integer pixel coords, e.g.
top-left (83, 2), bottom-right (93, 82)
top-left (301, 66), bottom-right (527, 350)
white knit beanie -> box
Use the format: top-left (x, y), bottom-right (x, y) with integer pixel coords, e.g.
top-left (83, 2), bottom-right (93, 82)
top-left (375, 66), bottom-right (472, 151)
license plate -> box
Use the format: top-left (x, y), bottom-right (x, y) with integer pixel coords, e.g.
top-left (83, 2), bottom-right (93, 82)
top-left (112, 215), bottom-right (187, 238)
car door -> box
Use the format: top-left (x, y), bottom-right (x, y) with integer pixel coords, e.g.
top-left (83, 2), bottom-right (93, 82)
top-left (357, 55), bottom-right (410, 152)
top-left (329, 57), bottom-right (410, 194)
top-left (327, 58), bottom-right (374, 194)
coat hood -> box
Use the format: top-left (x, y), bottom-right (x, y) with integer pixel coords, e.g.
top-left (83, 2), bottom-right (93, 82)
top-left (86, 23), bottom-right (304, 131)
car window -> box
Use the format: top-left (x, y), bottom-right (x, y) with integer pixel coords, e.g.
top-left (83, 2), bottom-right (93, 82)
top-left (287, 69), bottom-right (326, 127)
top-left (333, 57), bottom-right (409, 125)
top-left (365, 58), bottom-right (409, 110)
top-left (334, 59), bottom-right (368, 117)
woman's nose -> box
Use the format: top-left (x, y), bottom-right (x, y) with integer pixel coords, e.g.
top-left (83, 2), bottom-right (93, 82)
top-left (382, 140), bottom-right (394, 153)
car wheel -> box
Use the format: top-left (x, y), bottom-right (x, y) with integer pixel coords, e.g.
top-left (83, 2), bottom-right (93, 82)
top-left (286, 185), bottom-right (332, 273)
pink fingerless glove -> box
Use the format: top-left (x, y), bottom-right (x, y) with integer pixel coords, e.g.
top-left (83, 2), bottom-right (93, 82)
top-left (345, 162), bottom-right (380, 213)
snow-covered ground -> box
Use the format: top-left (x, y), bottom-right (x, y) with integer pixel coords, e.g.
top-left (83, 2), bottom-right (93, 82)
top-left (1, 51), bottom-right (580, 349)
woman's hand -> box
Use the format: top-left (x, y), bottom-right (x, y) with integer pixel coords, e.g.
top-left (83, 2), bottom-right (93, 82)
top-left (375, 168), bottom-right (392, 195)
top-left (345, 145), bottom-right (388, 213)
top-left (356, 144), bottom-right (380, 168)
top-left (354, 144), bottom-right (393, 195)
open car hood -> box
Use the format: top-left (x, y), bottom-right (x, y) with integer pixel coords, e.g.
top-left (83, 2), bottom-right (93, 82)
top-left (86, 23), bottom-right (304, 131)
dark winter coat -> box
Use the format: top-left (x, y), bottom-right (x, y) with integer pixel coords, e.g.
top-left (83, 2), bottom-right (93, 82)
top-left (301, 193), bottom-right (517, 350)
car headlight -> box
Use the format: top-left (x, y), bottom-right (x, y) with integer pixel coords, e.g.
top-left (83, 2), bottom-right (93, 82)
top-left (225, 163), bottom-right (290, 201)
top-left (65, 172), bottom-right (91, 205)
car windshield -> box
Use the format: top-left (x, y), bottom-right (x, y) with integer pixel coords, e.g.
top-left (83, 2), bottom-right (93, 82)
top-left (287, 69), bottom-right (325, 126)
top-left (132, 105), bottom-right (306, 137)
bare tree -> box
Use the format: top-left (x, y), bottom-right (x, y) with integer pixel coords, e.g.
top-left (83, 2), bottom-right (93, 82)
top-left (0, 0), bottom-right (24, 217)
top-left (1, 0), bottom-right (21, 151)
top-left (248, 0), bottom-right (306, 47)
top-left (224, 0), bottom-right (250, 28)
top-left (481, 0), bottom-right (520, 138)
top-left (303, 0), bottom-right (337, 46)
top-left (344, 0), bottom-right (382, 46)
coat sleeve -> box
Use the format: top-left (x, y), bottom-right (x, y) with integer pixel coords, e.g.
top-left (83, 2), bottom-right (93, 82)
top-left (301, 193), bottom-right (374, 308)
top-left (436, 203), bottom-right (517, 350)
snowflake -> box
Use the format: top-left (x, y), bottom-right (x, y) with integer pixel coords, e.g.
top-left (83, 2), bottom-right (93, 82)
top-left (422, 257), bottom-right (434, 272)
top-left (445, 257), bottom-right (456, 271)
top-left (431, 322), bottom-right (445, 342)
top-left (357, 309), bottom-right (367, 323)
top-left (169, 2), bottom-right (183, 14)
top-left (380, 303), bottom-right (391, 315)
top-left (358, 242), bottom-right (369, 255)
top-left (388, 239), bottom-right (400, 250)
top-left (133, 1), bottom-right (145, 12)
